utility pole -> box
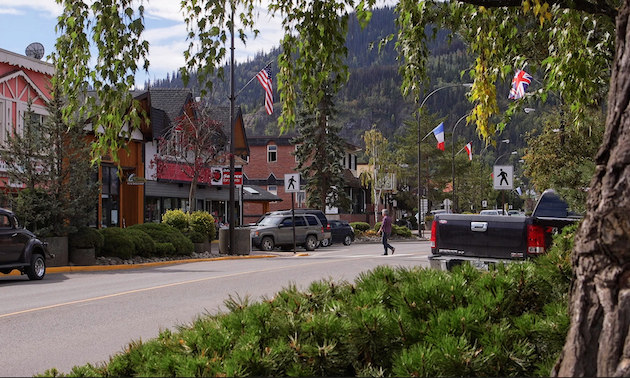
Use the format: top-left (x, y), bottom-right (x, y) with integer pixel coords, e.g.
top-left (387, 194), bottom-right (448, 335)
top-left (228, 1), bottom-right (236, 254)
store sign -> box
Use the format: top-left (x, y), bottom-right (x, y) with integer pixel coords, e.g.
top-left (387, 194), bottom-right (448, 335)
top-left (222, 167), bottom-right (243, 186)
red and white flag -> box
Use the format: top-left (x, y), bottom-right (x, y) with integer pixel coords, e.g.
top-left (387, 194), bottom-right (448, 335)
top-left (256, 65), bottom-right (273, 115)
top-left (465, 142), bottom-right (472, 161)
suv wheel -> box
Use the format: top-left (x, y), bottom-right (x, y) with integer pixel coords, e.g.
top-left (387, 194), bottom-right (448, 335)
top-left (260, 236), bottom-right (275, 251)
top-left (320, 238), bottom-right (330, 247)
top-left (343, 235), bottom-right (352, 246)
top-left (26, 254), bottom-right (46, 280)
top-left (305, 235), bottom-right (318, 251)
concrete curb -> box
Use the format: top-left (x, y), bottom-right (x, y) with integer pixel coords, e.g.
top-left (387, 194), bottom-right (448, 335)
top-left (7, 252), bottom-right (310, 276)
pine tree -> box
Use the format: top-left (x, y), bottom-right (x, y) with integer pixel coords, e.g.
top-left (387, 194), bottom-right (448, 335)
top-left (293, 85), bottom-right (350, 212)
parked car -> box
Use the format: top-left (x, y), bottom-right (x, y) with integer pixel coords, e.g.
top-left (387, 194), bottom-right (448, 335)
top-left (0, 208), bottom-right (52, 280)
top-left (329, 220), bottom-right (355, 245)
top-left (480, 209), bottom-right (507, 216)
top-left (250, 213), bottom-right (325, 251)
top-left (264, 209), bottom-right (333, 247)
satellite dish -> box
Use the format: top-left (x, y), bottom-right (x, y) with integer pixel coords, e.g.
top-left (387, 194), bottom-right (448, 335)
top-left (25, 42), bottom-right (45, 60)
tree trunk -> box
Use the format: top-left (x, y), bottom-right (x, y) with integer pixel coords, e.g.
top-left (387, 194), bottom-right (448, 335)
top-left (552, 2), bottom-right (630, 376)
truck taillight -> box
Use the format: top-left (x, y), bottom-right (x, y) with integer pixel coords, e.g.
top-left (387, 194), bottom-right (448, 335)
top-left (527, 224), bottom-right (546, 255)
top-left (430, 221), bottom-right (437, 248)
top-left (326, 223), bottom-right (331, 231)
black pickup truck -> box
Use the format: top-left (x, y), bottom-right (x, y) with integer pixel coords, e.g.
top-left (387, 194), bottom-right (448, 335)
top-left (429, 189), bottom-right (581, 271)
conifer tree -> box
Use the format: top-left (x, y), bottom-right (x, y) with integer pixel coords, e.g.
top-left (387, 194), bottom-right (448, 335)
top-left (293, 86), bottom-right (350, 212)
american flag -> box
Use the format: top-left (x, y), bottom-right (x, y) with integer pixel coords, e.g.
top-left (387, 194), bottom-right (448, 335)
top-left (256, 65), bottom-right (273, 115)
top-left (508, 69), bottom-right (533, 100)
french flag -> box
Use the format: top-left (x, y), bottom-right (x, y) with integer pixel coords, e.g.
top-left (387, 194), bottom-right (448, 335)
top-left (432, 122), bottom-right (445, 151)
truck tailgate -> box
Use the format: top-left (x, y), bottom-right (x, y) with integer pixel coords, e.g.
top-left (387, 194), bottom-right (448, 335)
top-left (433, 214), bottom-right (529, 260)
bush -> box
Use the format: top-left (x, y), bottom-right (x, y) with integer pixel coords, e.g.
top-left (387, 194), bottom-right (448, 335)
top-left (162, 209), bottom-right (189, 231)
top-left (125, 228), bottom-right (156, 257)
top-left (189, 211), bottom-right (215, 241)
top-left (184, 229), bottom-right (206, 244)
top-left (350, 222), bottom-right (370, 232)
top-left (53, 243), bottom-right (573, 377)
top-left (374, 221), bottom-right (382, 231)
top-left (392, 225), bottom-right (412, 237)
top-left (364, 229), bottom-right (378, 237)
top-left (128, 223), bottom-right (193, 256)
top-left (99, 228), bottom-right (134, 259)
top-left (69, 227), bottom-right (105, 252)
top-left (155, 242), bottom-right (176, 256)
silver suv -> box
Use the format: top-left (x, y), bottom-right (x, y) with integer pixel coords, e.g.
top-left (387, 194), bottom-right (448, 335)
top-left (251, 214), bottom-right (324, 251)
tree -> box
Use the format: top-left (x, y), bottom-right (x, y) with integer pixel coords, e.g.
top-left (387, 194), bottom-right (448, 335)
top-left (0, 83), bottom-right (98, 236)
top-left (363, 129), bottom-right (401, 222)
top-left (152, 102), bottom-right (227, 212)
top-left (523, 107), bottom-right (605, 213)
top-left (53, 0), bottom-right (150, 164)
top-left (56, 0), bottom-right (630, 374)
top-left (394, 0), bottom-right (627, 375)
top-left (293, 86), bottom-right (350, 211)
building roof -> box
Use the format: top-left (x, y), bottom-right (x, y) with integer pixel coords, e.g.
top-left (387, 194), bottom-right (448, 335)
top-left (144, 88), bottom-right (193, 138)
top-left (0, 47), bottom-right (54, 75)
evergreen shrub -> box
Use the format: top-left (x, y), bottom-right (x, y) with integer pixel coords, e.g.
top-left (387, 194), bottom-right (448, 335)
top-left (349, 222), bottom-right (370, 232)
top-left (189, 211), bottom-right (215, 241)
top-left (155, 242), bottom-right (176, 256)
top-left (128, 223), bottom-right (193, 256)
top-left (184, 230), bottom-right (206, 244)
top-left (124, 228), bottom-right (156, 257)
top-left (43, 228), bottom-right (576, 378)
top-left (392, 225), bottom-right (412, 237)
top-left (99, 228), bottom-right (135, 259)
top-left (162, 209), bottom-right (189, 231)
top-left (69, 227), bottom-right (105, 252)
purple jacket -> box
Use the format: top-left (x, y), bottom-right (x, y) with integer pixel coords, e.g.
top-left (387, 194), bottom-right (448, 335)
top-left (381, 215), bottom-right (392, 235)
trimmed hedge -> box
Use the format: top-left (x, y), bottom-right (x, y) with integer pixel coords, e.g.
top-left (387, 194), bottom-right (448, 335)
top-left (350, 222), bottom-right (370, 232)
top-left (189, 211), bottom-right (216, 242)
top-left (162, 209), bottom-right (188, 231)
top-left (69, 227), bottom-right (104, 252)
top-left (128, 223), bottom-right (194, 256)
top-left (99, 228), bottom-right (134, 259)
top-left (125, 228), bottom-right (156, 257)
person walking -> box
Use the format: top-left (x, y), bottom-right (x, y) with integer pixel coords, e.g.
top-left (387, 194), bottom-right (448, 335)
top-left (378, 209), bottom-right (395, 255)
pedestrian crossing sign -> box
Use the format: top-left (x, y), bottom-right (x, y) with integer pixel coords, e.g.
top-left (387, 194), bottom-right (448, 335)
top-left (285, 173), bottom-right (300, 193)
top-left (493, 165), bottom-right (513, 190)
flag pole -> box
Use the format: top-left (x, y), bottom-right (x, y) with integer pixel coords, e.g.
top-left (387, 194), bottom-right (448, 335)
top-left (235, 59), bottom-right (274, 98)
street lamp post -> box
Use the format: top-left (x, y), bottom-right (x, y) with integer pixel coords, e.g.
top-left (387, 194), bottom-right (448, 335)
top-left (417, 83), bottom-right (472, 235)
top-left (451, 113), bottom-right (469, 212)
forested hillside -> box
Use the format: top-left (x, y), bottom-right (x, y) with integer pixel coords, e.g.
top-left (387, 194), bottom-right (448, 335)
top-left (148, 6), bottom-right (533, 152)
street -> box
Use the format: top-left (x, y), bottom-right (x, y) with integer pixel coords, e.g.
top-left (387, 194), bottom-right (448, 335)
top-left (0, 240), bottom-right (431, 377)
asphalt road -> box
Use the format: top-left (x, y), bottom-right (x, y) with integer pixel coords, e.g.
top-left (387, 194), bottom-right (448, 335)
top-left (0, 240), bottom-right (431, 377)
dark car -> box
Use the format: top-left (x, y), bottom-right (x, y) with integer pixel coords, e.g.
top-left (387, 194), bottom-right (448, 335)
top-left (0, 208), bottom-right (52, 280)
top-left (329, 220), bottom-right (355, 245)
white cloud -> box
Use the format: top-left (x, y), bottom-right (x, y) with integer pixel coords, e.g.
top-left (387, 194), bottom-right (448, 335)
top-left (0, 0), bottom-right (62, 17)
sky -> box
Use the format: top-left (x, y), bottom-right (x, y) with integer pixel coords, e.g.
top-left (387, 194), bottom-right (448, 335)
top-left (0, 0), bottom-right (395, 88)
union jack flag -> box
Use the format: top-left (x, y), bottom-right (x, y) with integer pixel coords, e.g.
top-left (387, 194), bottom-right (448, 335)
top-left (508, 69), bottom-right (533, 100)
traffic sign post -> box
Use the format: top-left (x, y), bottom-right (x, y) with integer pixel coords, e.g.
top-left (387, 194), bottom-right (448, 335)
top-left (493, 165), bottom-right (513, 190)
top-left (285, 174), bottom-right (300, 253)
top-left (493, 165), bottom-right (514, 214)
